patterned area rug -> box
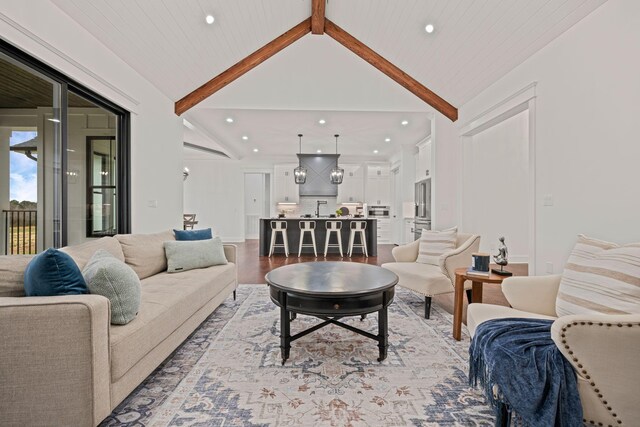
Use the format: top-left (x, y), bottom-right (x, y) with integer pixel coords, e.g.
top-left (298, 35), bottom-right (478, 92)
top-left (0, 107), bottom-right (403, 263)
top-left (102, 285), bottom-right (494, 426)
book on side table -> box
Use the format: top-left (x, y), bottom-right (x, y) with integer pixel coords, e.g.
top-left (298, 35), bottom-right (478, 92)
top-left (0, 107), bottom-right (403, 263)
top-left (466, 268), bottom-right (491, 277)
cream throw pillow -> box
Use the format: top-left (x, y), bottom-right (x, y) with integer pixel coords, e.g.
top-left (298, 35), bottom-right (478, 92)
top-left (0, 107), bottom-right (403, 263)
top-left (115, 230), bottom-right (175, 279)
top-left (416, 227), bottom-right (458, 266)
top-left (556, 234), bottom-right (640, 316)
top-left (164, 237), bottom-right (228, 273)
top-left (61, 236), bottom-right (125, 270)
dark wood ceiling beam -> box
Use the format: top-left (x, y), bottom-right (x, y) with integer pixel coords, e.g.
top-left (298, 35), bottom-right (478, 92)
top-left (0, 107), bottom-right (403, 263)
top-left (311, 0), bottom-right (326, 34)
top-left (175, 18), bottom-right (312, 115)
top-left (324, 19), bottom-right (458, 121)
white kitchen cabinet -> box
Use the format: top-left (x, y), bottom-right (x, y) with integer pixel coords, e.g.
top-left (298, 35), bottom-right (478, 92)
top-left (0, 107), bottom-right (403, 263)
top-left (337, 164), bottom-right (364, 204)
top-left (366, 164), bottom-right (391, 206)
top-left (376, 218), bottom-right (391, 243)
top-left (403, 218), bottom-right (416, 244)
top-left (274, 164), bottom-right (299, 204)
top-left (415, 138), bottom-right (432, 182)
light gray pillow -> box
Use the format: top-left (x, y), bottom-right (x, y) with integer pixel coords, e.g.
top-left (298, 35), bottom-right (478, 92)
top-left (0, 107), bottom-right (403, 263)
top-left (82, 249), bottom-right (141, 325)
top-left (164, 237), bottom-right (227, 274)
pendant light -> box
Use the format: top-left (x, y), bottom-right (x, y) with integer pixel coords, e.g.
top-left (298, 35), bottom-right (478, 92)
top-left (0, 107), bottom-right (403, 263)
top-left (330, 134), bottom-right (344, 184)
top-left (293, 134), bottom-right (307, 184)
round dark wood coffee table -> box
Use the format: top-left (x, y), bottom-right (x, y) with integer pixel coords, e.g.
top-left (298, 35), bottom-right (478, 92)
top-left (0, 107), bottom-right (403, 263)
top-left (266, 262), bottom-right (398, 364)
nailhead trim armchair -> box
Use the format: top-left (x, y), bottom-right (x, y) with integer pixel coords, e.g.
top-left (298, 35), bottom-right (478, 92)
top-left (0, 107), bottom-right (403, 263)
top-left (467, 275), bottom-right (640, 425)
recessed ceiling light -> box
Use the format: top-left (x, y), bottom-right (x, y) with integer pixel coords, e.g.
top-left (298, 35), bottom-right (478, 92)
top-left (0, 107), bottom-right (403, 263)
top-left (425, 24), bottom-right (434, 33)
top-left (385, 137), bottom-right (391, 142)
top-left (241, 135), bottom-right (248, 140)
top-left (316, 149), bottom-right (322, 153)
top-left (401, 120), bottom-right (409, 126)
top-left (253, 148), bottom-right (259, 153)
top-left (373, 149), bottom-right (379, 154)
top-left (318, 119), bottom-right (326, 125)
top-left (225, 117), bottom-right (234, 123)
top-left (205, 15), bottom-right (215, 25)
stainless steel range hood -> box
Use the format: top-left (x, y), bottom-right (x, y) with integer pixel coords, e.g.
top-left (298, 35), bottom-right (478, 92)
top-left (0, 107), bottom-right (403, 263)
top-left (297, 154), bottom-right (339, 197)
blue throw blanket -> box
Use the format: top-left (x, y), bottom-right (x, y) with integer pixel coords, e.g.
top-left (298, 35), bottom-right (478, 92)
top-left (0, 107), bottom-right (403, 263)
top-left (469, 318), bottom-right (582, 427)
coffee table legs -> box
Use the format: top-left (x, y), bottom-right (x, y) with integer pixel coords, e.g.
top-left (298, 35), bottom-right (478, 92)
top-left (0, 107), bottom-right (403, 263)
top-left (377, 307), bottom-right (388, 362)
top-left (279, 306), bottom-right (389, 364)
top-left (280, 296), bottom-right (291, 365)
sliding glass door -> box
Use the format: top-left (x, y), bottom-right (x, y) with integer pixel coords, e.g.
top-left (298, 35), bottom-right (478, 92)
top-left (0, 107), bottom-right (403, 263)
top-left (0, 41), bottom-right (130, 255)
top-left (0, 51), bottom-right (62, 254)
top-left (65, 91), bottom-right (120, 245)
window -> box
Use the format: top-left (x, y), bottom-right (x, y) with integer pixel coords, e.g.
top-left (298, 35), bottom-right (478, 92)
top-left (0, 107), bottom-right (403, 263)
top-left (86, 136), bottom-right (117, 237)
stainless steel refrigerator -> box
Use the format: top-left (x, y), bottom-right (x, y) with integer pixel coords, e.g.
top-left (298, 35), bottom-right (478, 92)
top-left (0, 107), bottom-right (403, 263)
top-left (414, 178), bottom-right (431, 240)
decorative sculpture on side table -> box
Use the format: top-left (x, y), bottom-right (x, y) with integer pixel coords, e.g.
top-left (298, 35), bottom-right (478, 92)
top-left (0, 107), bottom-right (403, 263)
top-left (491, 236), bottom-right (513, 276)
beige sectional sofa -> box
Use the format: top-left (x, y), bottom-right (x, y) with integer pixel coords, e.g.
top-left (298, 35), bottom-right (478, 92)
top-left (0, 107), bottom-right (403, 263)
top-left (0, 231), bottom-right (237, 426)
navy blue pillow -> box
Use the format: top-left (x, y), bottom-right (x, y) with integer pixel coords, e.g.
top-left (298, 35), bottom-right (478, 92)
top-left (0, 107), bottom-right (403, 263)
top-left (24, 248), bottom-right (88, 296)
top-left (173, 228), bottom-right (213, 241)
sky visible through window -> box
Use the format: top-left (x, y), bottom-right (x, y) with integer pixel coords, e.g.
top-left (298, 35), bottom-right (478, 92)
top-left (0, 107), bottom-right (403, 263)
top-left (9, 130), bottom-right (38, 203)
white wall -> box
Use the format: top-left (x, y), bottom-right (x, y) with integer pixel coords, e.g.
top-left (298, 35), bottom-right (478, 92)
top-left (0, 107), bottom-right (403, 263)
top-left (458, 0), bottom-right (640, 274)
top-left (431, 114), bottom-right (459, 230)
top-left (0, 1), bottom-right (184, 235)
top-left (183, 159), bottom-right (245, 242)
top-left (462, 110), bottom-right (529, 261)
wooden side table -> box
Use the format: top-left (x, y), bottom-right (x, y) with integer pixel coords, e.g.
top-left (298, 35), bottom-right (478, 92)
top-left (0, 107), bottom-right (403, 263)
top-left (453, 267), bottom-right (507, 341)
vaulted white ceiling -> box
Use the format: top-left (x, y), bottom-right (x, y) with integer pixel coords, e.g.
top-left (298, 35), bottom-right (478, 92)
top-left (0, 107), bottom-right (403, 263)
top-left (51, 0), bottom-right (606, 107)
top-left (51, 0), bottom-right (311, 102)
top-left (51, 0), bottom-right (607, 159)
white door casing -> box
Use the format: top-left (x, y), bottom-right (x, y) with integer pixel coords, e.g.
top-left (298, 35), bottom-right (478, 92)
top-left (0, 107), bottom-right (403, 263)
top-left (244, 173), bottom-right (266, 239)
top-left (391, 167), bottom-right (403, 245)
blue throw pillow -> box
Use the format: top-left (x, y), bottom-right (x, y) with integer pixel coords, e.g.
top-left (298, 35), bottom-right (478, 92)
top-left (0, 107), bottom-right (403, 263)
top-left (24, 248), bottom-right (88, 296)
top-left (173, 228), bottom-right (212, 241)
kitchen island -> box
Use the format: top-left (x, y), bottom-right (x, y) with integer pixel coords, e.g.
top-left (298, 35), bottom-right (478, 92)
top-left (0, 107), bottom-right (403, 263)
top-left (259, 218), bottom-right (378, 256)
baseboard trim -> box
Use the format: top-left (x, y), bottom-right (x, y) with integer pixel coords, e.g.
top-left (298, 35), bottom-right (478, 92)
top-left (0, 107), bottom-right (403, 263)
top-left (222, 237), bottom-right (246, 243)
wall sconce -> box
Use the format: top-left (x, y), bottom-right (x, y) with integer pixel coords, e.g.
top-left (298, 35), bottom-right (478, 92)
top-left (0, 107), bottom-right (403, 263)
top-left (183, 167), bottom-right (190, 181)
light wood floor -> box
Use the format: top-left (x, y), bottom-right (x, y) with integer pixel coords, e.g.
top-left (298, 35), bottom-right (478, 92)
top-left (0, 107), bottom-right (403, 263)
top-left (234, 239), bottom-right (527, 324)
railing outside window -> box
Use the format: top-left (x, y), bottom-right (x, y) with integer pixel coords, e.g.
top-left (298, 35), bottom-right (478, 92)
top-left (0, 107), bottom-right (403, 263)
top-left (2, 210), bottom-right (37, 255)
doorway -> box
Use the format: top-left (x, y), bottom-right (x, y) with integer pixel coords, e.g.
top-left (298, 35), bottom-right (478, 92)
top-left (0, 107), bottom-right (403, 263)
top-left (391, 167), bottom-right (403, 245)
top-left (244, 172), bottom-right (270, 239)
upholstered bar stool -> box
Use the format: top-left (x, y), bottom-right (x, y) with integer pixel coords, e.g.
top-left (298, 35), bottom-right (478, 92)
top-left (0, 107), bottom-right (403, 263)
top-left (269, 220), bottom-right (289, 257)
top-left (348, 221), bottom-right (368, 257)
top-left (324, 221), bottom-right (344, 257)
top-left (298, 221), bottom-right (317, 257)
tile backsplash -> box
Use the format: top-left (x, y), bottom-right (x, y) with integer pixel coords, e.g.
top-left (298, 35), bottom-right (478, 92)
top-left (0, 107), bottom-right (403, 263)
top-left (277, 197), bottom-right (361, 217)
top-left (300, 196), bottom-right (338, 216)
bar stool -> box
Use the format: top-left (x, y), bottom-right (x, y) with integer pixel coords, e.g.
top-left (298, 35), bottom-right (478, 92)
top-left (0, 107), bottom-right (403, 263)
top-left (324, 221), bottom-right (343, 257)
top-left (298, 221), bottom-right (317, 257)
top-left (348, 221), bottom-right (368, 257)
top-left (269, 221), bottom-right (289, 257)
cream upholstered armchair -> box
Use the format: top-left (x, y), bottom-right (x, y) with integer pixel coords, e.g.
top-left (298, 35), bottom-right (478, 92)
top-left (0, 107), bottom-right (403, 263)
top-left (382, 233), bottom-right (480, 318)
top-left (467, 275), bottom-right (640, 425)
